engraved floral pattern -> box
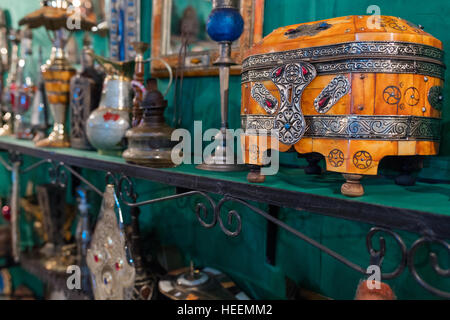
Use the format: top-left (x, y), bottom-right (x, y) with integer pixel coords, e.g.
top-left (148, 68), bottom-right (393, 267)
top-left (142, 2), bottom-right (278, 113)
top-left (250, 83), bottom-right (278, 114)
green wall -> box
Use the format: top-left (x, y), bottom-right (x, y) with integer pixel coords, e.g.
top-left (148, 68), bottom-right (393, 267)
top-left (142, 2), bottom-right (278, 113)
top-left (0, 0), bottom-right (449, 300)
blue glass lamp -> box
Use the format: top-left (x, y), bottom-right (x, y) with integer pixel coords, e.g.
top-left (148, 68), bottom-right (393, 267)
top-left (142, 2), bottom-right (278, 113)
top-left (207, 2), bottom-right (244, 43)
top-left (198, 0), bottom-right (247, 172)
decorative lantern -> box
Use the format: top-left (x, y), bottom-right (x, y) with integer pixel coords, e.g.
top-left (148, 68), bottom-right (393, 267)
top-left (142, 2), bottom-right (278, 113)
top-left (87, 185), bottom-right (135, 300)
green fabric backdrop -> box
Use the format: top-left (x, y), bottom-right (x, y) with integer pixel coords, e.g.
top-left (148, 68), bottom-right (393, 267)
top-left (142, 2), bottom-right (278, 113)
top-left (0, 0), bottom-right (448, 300)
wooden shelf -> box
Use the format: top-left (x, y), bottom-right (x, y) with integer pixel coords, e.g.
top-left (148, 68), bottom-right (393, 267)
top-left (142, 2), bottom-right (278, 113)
top-left (0, 136), bottom-right (449, 239)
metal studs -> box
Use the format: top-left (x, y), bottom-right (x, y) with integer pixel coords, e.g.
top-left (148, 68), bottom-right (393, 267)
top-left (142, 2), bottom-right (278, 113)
top-left (422, 107), bottom-right (427, 113)
top-left (358, 105), bottom-right (364, 111)
top-left (424, 76), bottom-right (428, 82)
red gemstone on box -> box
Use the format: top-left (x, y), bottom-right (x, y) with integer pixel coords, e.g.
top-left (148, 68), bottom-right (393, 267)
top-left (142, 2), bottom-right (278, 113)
top-left (319, 96), bottom-right (330, 107)
top-left (265, 100), bottom-right (273, 108)
top-left (302, 66), bottom-right (308, 76)
top-left (275, 67), bottom-right (283, 77)
top-left (94, 255), bottom-right (99, 262)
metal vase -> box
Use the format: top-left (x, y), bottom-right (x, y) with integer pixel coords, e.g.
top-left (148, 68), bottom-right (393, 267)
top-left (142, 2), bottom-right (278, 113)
top-left (85, 51), bottom-right (134, 155)
top-left (35, 31), bottom-right (75, 148)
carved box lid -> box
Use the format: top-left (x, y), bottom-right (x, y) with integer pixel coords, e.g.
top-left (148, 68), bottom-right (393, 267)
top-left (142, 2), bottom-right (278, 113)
top-left (242, 15), bottom-right (445, 75)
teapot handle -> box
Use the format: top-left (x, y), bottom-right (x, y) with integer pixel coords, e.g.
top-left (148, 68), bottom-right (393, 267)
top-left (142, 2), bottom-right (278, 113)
top-left (143, 57), bottom-right (173, 98)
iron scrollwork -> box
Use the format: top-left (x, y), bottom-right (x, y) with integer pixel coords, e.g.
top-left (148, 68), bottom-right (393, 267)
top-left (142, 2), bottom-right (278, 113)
top-left (366, 227), bottom-right (407, 279)
top-left (408, 237), bottom-right (450, 299)
top-left (105, 171), bottom-right (119, 187)
top-left (117, 174), bottom-right (138, 204)
top-left (210, 198), bottom-right (412, 280)
top-left (194, 193), bottom-right (218, 229)
top-left (199, 195), bottom-right (449, 298)
top-left (111, 173), bottom-right (218, 229)
top-left (216, 197), bottom-right (243, 237)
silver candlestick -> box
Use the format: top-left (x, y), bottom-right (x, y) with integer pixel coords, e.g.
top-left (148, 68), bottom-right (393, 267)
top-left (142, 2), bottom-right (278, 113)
top-left (197, 0), bottom-right (247, 172)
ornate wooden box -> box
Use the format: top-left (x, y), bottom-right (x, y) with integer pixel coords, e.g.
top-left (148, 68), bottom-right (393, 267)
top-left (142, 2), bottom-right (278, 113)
top-left (240, 15), bottom-right (445, 196)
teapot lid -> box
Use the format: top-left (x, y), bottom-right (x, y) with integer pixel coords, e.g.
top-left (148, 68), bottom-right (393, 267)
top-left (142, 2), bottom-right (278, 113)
top-left (142, 78), bottom-right (167, 108)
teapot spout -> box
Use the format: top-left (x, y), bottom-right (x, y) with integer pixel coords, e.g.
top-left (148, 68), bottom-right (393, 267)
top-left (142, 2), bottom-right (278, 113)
top-left (86, 49), bottom-right (135, 80)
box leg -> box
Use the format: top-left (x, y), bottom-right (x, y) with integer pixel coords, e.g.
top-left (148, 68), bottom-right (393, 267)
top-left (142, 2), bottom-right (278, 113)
top-left (394, 156), bottom-right (422, 186)
top-left (341, 174), bottom-right (364, 197)
top-left (247, 165), bottom-right (266, 183)
top-left (303, 153), bottom-right (322, 175)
